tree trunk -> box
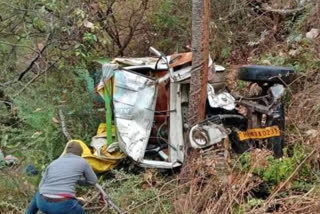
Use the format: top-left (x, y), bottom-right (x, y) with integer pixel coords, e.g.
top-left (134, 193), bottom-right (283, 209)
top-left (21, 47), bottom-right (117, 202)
top-left (188, 0), bottom-right (210, 126)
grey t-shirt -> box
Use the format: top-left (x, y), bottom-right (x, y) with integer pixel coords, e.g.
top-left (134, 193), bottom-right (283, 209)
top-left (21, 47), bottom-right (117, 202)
top-left (39, 153), bottom-right (97, 197)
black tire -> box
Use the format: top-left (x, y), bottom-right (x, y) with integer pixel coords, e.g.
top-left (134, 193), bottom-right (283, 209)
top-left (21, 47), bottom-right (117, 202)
top-left (267, 102), bottom-right (285, 158)
top-left (239, 65), bottom-right (295, 84)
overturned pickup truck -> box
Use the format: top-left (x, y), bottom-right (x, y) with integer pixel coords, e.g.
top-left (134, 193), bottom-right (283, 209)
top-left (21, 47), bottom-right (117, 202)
top-left (94, 47), bottom-right (295, 169)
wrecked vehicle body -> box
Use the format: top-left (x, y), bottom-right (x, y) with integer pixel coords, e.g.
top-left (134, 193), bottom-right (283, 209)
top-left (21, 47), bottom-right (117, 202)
top-left (96, 48), bottom-right (295, 169)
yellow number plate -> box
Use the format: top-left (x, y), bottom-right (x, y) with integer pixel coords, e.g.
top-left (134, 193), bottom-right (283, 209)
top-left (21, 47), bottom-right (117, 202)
top-left (238, 126), bottom-right (280, 141)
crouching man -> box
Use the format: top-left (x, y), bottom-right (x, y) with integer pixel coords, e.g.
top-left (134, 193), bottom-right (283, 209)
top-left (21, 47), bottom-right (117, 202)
top-left (26, 141), bottom-right (97, 214)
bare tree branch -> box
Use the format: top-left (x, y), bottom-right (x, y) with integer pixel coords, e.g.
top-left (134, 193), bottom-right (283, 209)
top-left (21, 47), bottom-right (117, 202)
top-left (262, 5), bottom-right (306, 15)
top-left (18, 34), bottom-right (52, 81)
top-left (14, 59), bottom-right (58, 96)
top-left (99, 0), bottom-right (149, 56)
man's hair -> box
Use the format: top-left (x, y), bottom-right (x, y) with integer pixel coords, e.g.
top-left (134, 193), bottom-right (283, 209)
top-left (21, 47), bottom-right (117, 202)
top-left (66, 141), bottom-right (83, 156)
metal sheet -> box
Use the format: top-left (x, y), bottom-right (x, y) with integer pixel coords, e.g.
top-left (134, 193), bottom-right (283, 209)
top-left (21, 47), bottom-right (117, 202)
top-left (115, 56), bottom-right (171, 70)
top-left (170, 62), bottom-right (219, 82)
top-left (207, 84), bottom-right (235, 110)
top-left (113, 69), bottom-right (158, 162)
top-left (169, 81), bottom-right (184, 163)
top-left (270, 84), bottom-right (285, 100)
top-left (140, 159), bottom-right (182, 168)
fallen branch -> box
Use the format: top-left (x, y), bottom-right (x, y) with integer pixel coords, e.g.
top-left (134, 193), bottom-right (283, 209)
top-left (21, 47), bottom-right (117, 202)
top-left (96, 184), bottom-right (124, 214)
top-left (262, 6), bottom-right (305, 15)
top-left (58, 109), bottom-right (72, 141)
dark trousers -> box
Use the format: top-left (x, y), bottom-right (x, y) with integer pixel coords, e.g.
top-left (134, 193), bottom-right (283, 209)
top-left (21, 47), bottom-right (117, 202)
top-left (26, 192), bottom-right (85, 214)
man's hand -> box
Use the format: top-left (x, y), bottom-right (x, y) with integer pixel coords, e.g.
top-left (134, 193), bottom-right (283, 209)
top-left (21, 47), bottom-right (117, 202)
top-left (76, 197), bottom-right (86, 206)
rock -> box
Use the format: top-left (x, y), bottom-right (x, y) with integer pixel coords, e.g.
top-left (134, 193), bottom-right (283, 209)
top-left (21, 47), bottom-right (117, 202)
top-left (83, 20), bottom-right (94, 29)
top-left (289, 49), bottom-right (299, 57)
top-left (279, 51), bottom-right (286, 57)
top-left (305, 129), bottom-right (318, 138)
top-left (4, 155), bottom-right (18, 165)
top-left (306, 28), bottom-right (319, 39)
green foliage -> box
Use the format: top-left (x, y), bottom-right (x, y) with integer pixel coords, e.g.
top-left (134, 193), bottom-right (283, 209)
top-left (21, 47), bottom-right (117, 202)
top-left (83, 33), bottom-right (98, 44)
top-left (0, 67), bottom-right (100, 167)
top-left (0, 61), bottom-right (101, 212)
top-left (232, 198), bottom-right (263, 214)
top-left (285, 11), bottom-right (310, 39)
top-left (238, 145), bottom-right (312, 187)
top-left (221, 47), bottom-right (232, 59)
top-left (236, 80), bottom-right (247, 90)
top-left (153, 0), bottom-right (179, 30)
top-left (247, 198), bottom-right (263, 208)
top-left (31, 16), bottom-right (47, 32)
top-left (232, 205), bottom-right (246, 214)
top-left (258, 44), bottom-right (320, 73)
top-left (148, 0), bottom-right (191, 52)
top-left (286, 33), bottom-right (303, 46)
top-left (105, 170), bottom-right (174, 214)
top-left (239, 152), bottom-right (250, 171)
top-left (258, 55), bottom-right (287, 67)
top-left (0, 171), bottom-right (39, 213)
top-left (75, 43), bottom-right (89, 58)
top-left (257, 7), bottom-right (320, 74)
top-left (261, 155), bottom-right (297, 185)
